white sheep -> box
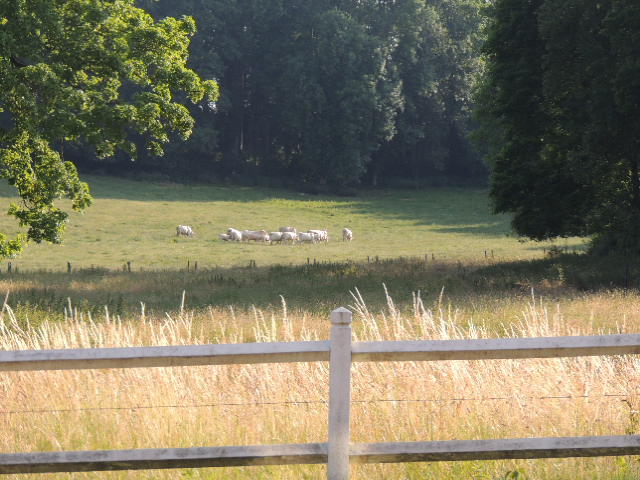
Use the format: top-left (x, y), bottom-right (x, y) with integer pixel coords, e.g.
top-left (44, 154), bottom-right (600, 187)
top-left (227, 228), bottom-right (243, 242)
top-left (308, 229), bottom-right (328, 242)
top-left (297, 232), bottom-right (316, 244)
top-left (242, 230), bottom-right (270, 242)
top-left (176, 225), bottom-right (194, 237)
top-left (269, 232), bottom-right (284, 243)
top-left (281, 231), bottom-right (297, 244)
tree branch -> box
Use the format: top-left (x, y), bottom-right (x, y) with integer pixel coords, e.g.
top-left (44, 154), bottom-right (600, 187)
top-left (9, 56), bottom-right (28, 68)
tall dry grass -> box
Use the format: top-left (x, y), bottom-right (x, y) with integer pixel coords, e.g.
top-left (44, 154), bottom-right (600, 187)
top-left (2, 290), bottom-right (640, 479)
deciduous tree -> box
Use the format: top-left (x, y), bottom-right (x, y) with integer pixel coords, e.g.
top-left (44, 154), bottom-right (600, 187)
top-left (0, 0), bottom-right (218, 256)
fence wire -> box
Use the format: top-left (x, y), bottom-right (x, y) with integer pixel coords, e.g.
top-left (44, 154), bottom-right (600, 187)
top-left (2, 392), bottom-right (640, 416)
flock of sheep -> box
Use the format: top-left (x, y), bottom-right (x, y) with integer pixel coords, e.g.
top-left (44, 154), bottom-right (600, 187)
top-left (176, 225), bottom-right (353, 244)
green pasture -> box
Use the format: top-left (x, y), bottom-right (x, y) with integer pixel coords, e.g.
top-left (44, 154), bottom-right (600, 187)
top-left (0, 175), bottom-right (611, 317)
top-left (0, 175), bottom-right (583, 272)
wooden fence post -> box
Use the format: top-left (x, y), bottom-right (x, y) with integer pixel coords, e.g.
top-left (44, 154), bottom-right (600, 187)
top-left (328, 307), bottom-right (353, 480)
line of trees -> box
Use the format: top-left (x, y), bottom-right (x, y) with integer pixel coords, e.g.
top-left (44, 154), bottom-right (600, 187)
top-left (71, 0), bottom-right (488, 189)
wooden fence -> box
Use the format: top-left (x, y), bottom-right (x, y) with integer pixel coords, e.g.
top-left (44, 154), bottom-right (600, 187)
top-left (2, 307), bottom-right (640, 478)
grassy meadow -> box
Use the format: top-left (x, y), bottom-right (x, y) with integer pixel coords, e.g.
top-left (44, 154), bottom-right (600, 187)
top-left (2, 176), bottom-right (640, 479)
top-left (0, 175), bottom-right (591, 315)
top-left (0, 175), bottom-right (583, 272)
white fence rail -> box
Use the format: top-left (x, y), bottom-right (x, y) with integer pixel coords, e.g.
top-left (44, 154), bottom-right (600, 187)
top-left (2, 307), bottom-right (640, 478)
top-left (5, 335), bottom-right (640, 371)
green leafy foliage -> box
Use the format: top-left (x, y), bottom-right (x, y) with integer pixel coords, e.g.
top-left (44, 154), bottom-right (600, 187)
top-left (371, 0), bottom-right (487, 184)
top-left (137, 0), bottom-right (486, 187)
top-left (478, 0), bottom-right (640, 252)
top-left (0, 0), bottom-right (218, 255)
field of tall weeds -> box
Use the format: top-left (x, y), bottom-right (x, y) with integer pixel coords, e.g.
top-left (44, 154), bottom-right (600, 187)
top-left (3, 288), bottom-right (640, 479)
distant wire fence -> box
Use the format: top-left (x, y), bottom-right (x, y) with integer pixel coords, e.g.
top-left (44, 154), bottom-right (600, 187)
top-left (3, 308), bottom-right (640, 478)
top-left (3, 248), bottom-right (572, 275)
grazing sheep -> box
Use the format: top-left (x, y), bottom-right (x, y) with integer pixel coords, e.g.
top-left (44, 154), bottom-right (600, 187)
top-left (308, 229), bottom-right (328, 242)
top-left (297, 232), bottom-right (316, 244)
top-left (269, 232), bottom-right (284, 243)
top-left (218, 233), bottom-right (232, 241)
top-left (227, 228), bottom-right (243, 242)
top-left (242, 230), bottom-right (270, 242)
top-left (342, 228), bottom-right (353, 242)
top-left (279, 226), bottom-right (297, 234)
top-left (176, 225), bottom-right (194, 237)
top-left (281, 231), bottom-right (297, 244)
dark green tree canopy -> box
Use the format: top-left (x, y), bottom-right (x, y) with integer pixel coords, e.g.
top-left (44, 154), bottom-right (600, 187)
top-left (0, 0), bottom-right (218, 256)
top-left (478, 0), bottom-right (640, 251)
top-left (136, 0), bottom-right (487, 188)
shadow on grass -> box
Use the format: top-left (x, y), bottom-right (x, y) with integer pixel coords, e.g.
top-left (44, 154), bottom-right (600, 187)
top-left (0, 175), bottom-right (298, 204)
top-left (431, 223), bottom-right (508, 236)
top-left (1, 254), bottom-right (638, 322)
top-left (335, 188), bottom-right (509, 231)
top-left (87, 177), bottom-right (297, 203)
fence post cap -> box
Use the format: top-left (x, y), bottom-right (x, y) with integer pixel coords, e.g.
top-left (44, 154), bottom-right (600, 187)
top-left (331, 307), bottom-right (352, 325)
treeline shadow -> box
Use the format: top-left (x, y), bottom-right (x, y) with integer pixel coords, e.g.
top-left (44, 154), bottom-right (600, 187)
top-left (331, 187), bottom-right (507, 231)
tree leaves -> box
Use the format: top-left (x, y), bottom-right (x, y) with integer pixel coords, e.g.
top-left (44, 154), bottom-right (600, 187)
top-left (0, 0), bottom-right (218, 253)
top-left (136, 0), bottom-right (485, 187)
top-left (479, 0), bottom-right (640, 251)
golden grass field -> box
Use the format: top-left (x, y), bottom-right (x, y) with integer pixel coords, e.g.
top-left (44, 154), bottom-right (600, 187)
top-left (3, 291), bottom-right (640, 479)
top-left (1, 177), bottom-right (639, 479)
